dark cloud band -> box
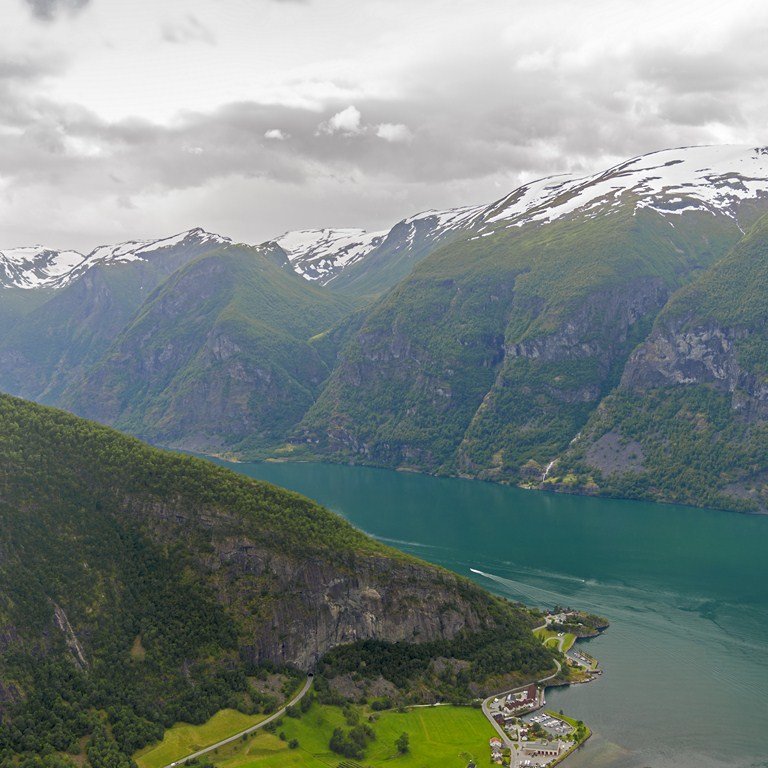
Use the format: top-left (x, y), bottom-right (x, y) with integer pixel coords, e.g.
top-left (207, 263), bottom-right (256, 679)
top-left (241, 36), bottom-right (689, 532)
top-left (23, 0), bottom-right (89, 21)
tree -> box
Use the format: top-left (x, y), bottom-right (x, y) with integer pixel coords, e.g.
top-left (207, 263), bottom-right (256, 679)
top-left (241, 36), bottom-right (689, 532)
top-left (395, 732), bottom-right (409, 754)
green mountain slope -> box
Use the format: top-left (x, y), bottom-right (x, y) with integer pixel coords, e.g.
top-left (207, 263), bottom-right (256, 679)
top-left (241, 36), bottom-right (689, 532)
top-left (0, 235), bottom-right (221, 404)
top-left (557, 212), bottom-right (768, 512)
top-left (0, 394), bottom-right (553, 767)
top-left (328, 213), bottom-right (475, 299)
top-left (0, 287), bottom-right (51, 337)
top-left (300, 205), bottom-right (742, 479)
top-left (64, 244), bottom-right (354, 453)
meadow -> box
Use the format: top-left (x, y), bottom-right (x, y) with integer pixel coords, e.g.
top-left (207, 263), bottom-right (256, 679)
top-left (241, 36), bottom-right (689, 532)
top-left (135, 710), bottom-right (268, 768)
top-left (196, 704), bottom-right (496, 768)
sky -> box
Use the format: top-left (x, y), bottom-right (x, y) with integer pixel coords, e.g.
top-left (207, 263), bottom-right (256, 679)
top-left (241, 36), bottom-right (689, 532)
top-left (1, 0), bottom-right (768, 251)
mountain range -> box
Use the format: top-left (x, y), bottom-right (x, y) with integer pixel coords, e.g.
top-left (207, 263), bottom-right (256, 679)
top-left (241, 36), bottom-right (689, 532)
top-left (3, 144), bottom-right (768, 512)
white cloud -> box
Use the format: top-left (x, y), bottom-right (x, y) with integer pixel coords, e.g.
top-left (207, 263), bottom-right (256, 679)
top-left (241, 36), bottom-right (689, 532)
top-left (376, 122), bottom-right (413, 142)
top-left (4, 0), bottom-right (768, 249)
top-left (161, 15), bottom-right (216, 46)
top-left (318, 105), bottom-right (363, 135)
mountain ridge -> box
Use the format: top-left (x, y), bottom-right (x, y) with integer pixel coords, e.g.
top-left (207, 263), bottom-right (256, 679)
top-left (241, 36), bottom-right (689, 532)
top-left (0, 228), bottom-right (231, 291)
top-left (5, 144), bottom-right (768, 513)
top-left (6, 145), bottom-right (767, 297)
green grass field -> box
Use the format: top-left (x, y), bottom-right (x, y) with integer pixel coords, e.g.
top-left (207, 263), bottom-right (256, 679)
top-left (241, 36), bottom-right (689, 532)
top-left (534, 628), bottom-right (577, 653)
top-left (210, 704), bottom-right (496, 768)
top-left (134, 709), bottom-right (268, 768)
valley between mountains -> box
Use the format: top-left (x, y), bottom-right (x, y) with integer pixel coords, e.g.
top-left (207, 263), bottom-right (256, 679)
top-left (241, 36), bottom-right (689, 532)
top-left (4, 144), bottom-right (768, 513)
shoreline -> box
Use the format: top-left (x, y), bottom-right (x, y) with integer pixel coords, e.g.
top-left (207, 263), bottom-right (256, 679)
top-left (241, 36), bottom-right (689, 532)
top-left (190, 449), bottom-right (767, 517)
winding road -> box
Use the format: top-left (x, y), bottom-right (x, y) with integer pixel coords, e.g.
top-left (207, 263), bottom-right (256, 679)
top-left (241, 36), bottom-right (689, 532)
top-left (162, 675), bottom-right (313, 768)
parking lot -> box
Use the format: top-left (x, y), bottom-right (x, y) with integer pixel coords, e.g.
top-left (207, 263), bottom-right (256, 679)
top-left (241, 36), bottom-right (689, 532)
top-left (521, 711), bottom-right (573, 738)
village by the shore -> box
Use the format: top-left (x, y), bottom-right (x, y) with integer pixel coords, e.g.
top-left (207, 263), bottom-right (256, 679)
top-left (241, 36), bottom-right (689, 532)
top-left (478, 609), bottom-right (607, 768)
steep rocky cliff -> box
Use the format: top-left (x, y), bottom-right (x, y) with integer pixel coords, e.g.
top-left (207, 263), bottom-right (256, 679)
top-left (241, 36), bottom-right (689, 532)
top-left (120, 493), bottom-right (497, 670)
top-left (301, 205), bottom-right (743, 480)
top-left (558, 212), bottom-right (768, 511)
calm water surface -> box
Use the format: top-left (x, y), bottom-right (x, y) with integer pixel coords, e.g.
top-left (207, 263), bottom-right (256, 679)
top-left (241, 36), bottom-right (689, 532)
top-left (207, 458), bottom-right (768, 768)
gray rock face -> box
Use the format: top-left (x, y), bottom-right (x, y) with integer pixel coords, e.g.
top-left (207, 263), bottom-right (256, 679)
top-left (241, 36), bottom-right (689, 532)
top-left (622, 319), bottom-right (768, 419)
top-left (125, 497), bottom-right (498, 672)
top-left (221, 544), bottom-right (483, 670)
top-left (622, 322), bottom-right (742, 390)
top-left (508, 279), bottom-right (668, 364)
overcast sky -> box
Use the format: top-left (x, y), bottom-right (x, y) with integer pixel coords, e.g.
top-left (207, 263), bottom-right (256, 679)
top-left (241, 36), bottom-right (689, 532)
top-left (1, 0), bottom-right (767, 250)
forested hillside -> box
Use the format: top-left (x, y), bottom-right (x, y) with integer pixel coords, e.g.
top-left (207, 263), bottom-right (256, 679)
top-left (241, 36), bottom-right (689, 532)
top-left (0, 395), bottom-right (554, 768)
top-left (0, 231), bottom-right (229, 404)
top-left (4, 146), bottom-right (768, 512)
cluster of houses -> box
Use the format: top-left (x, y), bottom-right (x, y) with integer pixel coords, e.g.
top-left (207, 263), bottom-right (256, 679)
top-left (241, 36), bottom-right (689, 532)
top-left (486, 683), bottom-right (571, 766)
top-left (491, 682), bottom-right (541, 731)
top-left (489, 736), bottom-right (504, 763)
top-left (488, 735), bottom-right (565, 766)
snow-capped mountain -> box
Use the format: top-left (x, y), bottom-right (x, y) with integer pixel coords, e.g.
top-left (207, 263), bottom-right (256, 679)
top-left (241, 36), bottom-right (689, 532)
top-left (0, 228), bottom-right (231, 290)
top-left (268, 206), bottom-right (487, 289)
top-left (64, 228), bottom-right (231, 286)
top-left (0, 246), bottom-right (86, 290)
top-left (475, 144), bottom-right (768, 233)
top-left (268, 228), bottom-right (387, 283)
top-left (269, 146), bottom-right (768, 290)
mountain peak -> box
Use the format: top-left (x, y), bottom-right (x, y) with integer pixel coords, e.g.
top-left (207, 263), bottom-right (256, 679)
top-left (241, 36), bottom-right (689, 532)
top-left (270, 227), bottom-right (387, 282)
top-left (0, 229), bottom-right (233, 290)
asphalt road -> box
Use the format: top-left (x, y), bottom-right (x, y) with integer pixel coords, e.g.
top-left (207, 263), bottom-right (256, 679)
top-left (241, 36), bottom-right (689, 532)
top-left (161, 675), bottom-right (314, 768)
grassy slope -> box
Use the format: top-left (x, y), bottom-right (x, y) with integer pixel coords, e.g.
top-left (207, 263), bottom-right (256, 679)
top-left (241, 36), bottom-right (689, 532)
top-left (0, 287), bottom-right (51, 339)
top-left (560, 213), bottom-right (768, 511)
top-left (534, 629), bottom-right (577, 653)
top-left (663, 211), bottom-right (768, 336)
top-left (302, 205), bottom-right (740, 477)
top-left (135, 710), bottom-right (268, 768)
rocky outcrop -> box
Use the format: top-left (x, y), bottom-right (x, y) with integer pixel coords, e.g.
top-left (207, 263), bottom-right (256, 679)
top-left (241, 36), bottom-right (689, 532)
top-left (455, 278), bottom-right (669, 477)
top-left (121, 495), bottom-right (501, 672)
top-left (622, 318), bottom-right (768, 419)
top-left (221, 544), bottom-right (484, 669)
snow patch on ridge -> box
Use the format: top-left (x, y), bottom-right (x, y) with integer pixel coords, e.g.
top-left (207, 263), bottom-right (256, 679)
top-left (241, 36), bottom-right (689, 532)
top-left (0, 228), bottom-right (232, 290)
top-left (482, 145), bottom-right (768, 229)
top-left (273, 228), bottom-right (387, 281)
top-left (0, 246), bottom-right (85, 289)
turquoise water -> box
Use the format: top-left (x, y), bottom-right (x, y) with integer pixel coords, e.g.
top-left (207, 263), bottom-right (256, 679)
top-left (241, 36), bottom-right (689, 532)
top-left (208, 458), bottom-right (768, 768)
